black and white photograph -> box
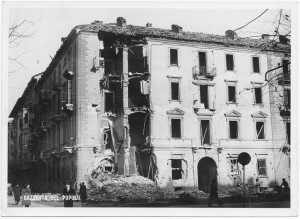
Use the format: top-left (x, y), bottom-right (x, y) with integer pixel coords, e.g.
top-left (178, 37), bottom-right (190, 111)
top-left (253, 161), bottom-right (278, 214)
top-left (1, 1), bottom-right (298, 217)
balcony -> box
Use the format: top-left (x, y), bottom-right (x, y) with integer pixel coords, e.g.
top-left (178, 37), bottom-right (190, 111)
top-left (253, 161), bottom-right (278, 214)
top-left (61, 101), bottom-right (74, 115)
top-left (193, 66), bottom-right (217, 79)
top-left (277, 73), bottom-right (290, 85)
top-left (51, 113), bottom-right (62, 123)
top-left (52, 81), bottom-right (63, 91)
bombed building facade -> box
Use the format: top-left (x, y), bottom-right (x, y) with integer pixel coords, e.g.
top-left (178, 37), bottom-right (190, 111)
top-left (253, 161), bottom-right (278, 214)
top-left (9, 18), bottom-right (291, 193)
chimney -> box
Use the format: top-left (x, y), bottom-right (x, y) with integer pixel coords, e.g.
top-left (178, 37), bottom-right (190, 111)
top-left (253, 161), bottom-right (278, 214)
top-left (262, 34), bottom-right (270, 40)
top-left (279, 35), bottom-right (290, 45)
top-left (171, 24), bottom-right (182, 34)
top-left (225, 30), bottom-right (237, 40)
top-left (91, 20), bottom-right (103, 25)
top-left (146, 23), bottom-right (152, 28)
top-left (117, 17), bottom-right (126, 27)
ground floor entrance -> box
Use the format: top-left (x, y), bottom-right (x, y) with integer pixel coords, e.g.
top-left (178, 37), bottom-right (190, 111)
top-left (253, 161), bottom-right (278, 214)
top-left (198, 157), bottom-right (217, 193)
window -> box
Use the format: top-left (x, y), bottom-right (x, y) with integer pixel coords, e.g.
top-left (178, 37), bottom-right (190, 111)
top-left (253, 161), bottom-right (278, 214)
top-left (200, 120), bottom-right (210, 145)
top-left (256, 121), bottom-right (265, 139)
top-left (199, 52), bottom-right (207, 67)
top-left (282, 59), bottom-right (289, 74)
top-left (104, 59), bottom-right (114, 76)
top-left (104, 92), bottom-right (114, 112)
top-left (168, 76), bottom-right (182, 102)
top-left (200, 85), bottom-right (209, 109)
top-left (171, 159), bottom-right (182, 180)
top-left (228, 158), bottom-right (240, 176)
top-left (228, 86), bottom-right (236, 103)
top-left (286, 122), bottom-right (290, 145)
top-left (171, 82), bottom-right (180, 101)
top-left (257, 159), bottom-right (267, 176)
top-left (284, 89), bottom-right (291, 109)
top-left (252, 57), bottom-right (260, 73)
top-left (170, 49), bottom-right (178, 66)
top-left (24, 112), bottom-right (28, 124)
top-left (226, 54), bottom-right (234, 71)
top-left (229, 120), bottom-right (238, 139)
top-left (171, 118), bottom-right (181, 138)
top-left (254, 87), bottom-right (262, 104)
top-left (67, 80), bottom-right (72, 104)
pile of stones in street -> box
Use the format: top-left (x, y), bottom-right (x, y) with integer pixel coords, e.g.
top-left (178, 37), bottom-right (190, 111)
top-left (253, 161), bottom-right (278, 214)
top-left (88, 173), bottom-right (209, 203)
top-left (87, 173), bottom-right (282, 203)
top-left (219, 185), bottom-right (257, 196)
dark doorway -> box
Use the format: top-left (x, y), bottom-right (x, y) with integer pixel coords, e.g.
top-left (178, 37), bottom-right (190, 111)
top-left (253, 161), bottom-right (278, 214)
top-left (198, 157), bottom-right (217, 193)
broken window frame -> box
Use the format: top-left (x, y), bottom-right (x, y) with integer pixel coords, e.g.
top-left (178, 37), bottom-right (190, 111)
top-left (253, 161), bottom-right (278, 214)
top-left (225, 80), bottom-right (238, 104)
top-left (169, 117), bottom-right (183, 139)
top-left (257, 158), bottom-right (267, 177)
top-left (254, 87), bottom-right (263, 104)
top-left (227, 119), bottom-right (240, 140)
top-left (169, 48), bottom-right (179, 67)
top-left (200, 84), bottom-right (209, 109)
top-left (104, 91), bottom-right (114, 113)
top-left (251, 82), bottom-right (263, 105)
top-left (227, 157), bottom-right (240, 176)
top-left (225, 53), bottom-right (235, 71)
top-left (252, 56), bottom-right (260, 73)
top-left (255, 121), bottom-right (265, 140)
top-left (168, 76), bottom-right (182, 102)
top-left (171, 159), bottom-right (183, 180)
top-left (253, 119), bottom-right (266, 140)
top-left (199, 119), bottom-right (211, 145)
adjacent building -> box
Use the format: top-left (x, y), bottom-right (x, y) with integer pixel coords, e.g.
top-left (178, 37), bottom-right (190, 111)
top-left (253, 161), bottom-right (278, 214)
top-left (9, 18), bottom-right (291, 193)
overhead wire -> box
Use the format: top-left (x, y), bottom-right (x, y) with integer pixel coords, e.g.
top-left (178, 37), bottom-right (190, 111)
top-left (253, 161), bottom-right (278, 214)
top-left (234, 9), bottom-right (269, 32)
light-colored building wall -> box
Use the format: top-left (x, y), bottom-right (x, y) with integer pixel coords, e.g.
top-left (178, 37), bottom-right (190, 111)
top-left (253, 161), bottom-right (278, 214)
top-left (148, 38), bottom-right (286, 190)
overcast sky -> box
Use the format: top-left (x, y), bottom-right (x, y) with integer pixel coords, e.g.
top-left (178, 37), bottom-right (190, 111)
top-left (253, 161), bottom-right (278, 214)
top-left (5, 2), bottom-right (293, 114)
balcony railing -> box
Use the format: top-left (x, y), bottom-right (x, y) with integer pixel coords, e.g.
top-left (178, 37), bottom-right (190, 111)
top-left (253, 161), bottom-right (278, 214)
top-left (277, 73), bottom-right (290, 85)
top-left (193, 66), bottom-right (217, 78)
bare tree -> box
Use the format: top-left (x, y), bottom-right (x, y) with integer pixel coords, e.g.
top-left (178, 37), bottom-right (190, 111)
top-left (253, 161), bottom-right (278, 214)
top-left (9, 13), bottom-right (40, 73)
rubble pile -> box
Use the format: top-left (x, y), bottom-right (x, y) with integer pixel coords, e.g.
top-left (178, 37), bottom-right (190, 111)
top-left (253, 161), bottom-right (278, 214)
top-left (219, 185), bottom-right (257, 196)
top-left (175, 190), bottom-right (209, 199)
top-left (88, 173), bottom-right (177, 202)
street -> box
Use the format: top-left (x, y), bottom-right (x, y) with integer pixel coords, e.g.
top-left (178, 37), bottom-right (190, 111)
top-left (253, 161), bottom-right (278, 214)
top-left (7, 195), bottom-right (290, 208)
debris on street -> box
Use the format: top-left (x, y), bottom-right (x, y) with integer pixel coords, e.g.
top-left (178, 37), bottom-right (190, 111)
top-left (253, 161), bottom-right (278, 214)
top-left (88, 173), bottom-right (177, 202)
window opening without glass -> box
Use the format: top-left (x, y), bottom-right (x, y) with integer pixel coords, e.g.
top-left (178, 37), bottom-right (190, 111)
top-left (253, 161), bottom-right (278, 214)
top-left (229, 120), bottom-right (238, 139)
top-left (171, 159), bottom-right (182, 180)
top-left (226, 54), bottom-right (234, 71)
top-left (171, 119), bottom-right (181, 138)
top-left (170, 49), bottom-right (178, 66)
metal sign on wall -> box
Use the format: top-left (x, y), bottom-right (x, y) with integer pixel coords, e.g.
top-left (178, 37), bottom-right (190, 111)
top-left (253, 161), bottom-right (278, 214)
top-left (238, 152), bottom-right (251, 166)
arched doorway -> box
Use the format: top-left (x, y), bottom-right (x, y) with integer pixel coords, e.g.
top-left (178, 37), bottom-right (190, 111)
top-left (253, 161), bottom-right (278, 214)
top-left (198, 157), bottom-right (217, 193)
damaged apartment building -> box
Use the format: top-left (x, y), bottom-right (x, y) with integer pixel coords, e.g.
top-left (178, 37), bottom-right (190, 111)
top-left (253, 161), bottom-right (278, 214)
top-left (9, 17), bottom-right (291, 193)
